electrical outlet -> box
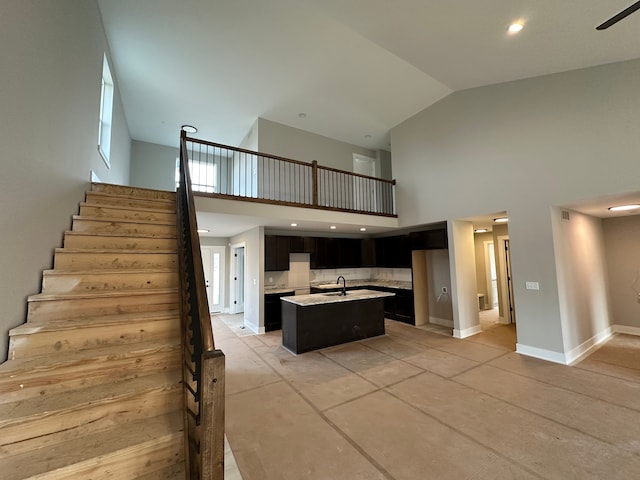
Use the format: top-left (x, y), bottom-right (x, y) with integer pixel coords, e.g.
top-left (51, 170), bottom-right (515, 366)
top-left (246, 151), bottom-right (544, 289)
top-left (525, 281), bottom-right (540, 291)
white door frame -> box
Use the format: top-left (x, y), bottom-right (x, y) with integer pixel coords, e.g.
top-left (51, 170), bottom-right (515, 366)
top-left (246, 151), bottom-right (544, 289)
top-left (201, 245), bottom-right (226, 313)
top-left (229, 241), bottom-right (246, 315)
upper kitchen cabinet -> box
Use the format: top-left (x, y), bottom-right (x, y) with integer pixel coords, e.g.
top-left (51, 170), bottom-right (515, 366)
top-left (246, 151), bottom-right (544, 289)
top-left (410, 227), bottom-right (448, 250)
top-left (375, 235), bottom-right (411, 268)
top-left (289, 236), bottom-right (316, 254)
top-left (265, 235), bottom-right (291, 271)
top-left (360, 238), bottom-right (376, 267)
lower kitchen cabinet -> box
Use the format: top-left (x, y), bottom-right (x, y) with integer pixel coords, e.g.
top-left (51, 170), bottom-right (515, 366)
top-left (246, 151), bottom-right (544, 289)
top-left (373, 286), bottom-right (415, 325)
top-left (264, 291), bottom-right (295, 331)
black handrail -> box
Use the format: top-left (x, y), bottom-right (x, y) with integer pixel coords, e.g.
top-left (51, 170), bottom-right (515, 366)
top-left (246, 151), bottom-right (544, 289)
top-left (177, 130), bottom-right (225, 479)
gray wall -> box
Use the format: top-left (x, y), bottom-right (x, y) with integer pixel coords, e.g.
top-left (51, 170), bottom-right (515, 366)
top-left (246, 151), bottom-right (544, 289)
top-left (391, 58), bottom-right (640, 358)
top-left (258, 118), bottom-right (376, 171)
top-left (603, 215), bottom-right (640, 329)
top-left (552, 208), bottom-right (612, 356)
top-left (130, 140), bottom-right (178, 191)
top-left (0, 0), bottom-right (131, 359)
top-left (229, 227), bottom-right (263, 333)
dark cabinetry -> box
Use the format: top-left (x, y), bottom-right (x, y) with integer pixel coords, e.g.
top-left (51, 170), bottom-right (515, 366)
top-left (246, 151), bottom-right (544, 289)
top-left (289, 236), bottom-right (316, 254)
top-left (371, 286), bottom-right (415, 325)
top-left (264, 290), bottom-right (295, 331)
top-left (266, 226), bottom-right (446, 272)
top-left (375, 235), bottom-right (412, 268)
top-left (265, 235), bottom-right (291, 271)
top-left (410, 228), bottom-right (448, 250)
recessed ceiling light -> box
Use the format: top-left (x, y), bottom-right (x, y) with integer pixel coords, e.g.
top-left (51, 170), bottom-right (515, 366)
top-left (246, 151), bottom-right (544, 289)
top-left (507, 22), bottom-right (524, 34)
top-left (475, 228), bottom-right (488, 233)
top-left (494, 217), bottom-right (508, 223)
top-left (197, 229), bottom-right (209, 233)
top-left (291, 223), bottom-right (298, 227)
top-left (360, 227), bottom-right (367, 232)
top-left (608, 204), bottom-right (640, 212)
top-left (298, 113), bottom-right (307, 118)
top-left (181, 124), bottom-right (198, 133)
top-left (330, 225), bottom-right (337, 229)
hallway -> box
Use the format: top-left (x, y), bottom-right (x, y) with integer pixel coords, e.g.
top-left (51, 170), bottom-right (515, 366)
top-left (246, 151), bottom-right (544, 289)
top-left (214, 314), bottom-right (640, 479)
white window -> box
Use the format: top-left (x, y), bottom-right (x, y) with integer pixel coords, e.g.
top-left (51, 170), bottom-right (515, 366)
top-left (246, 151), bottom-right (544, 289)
top-left (175, 157), bottom-right (217, 193)
top-left (98, 54), bottom-right (114, 167)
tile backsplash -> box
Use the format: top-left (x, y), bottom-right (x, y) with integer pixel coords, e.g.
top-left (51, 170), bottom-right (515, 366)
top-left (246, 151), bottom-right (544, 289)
top-left (264, 255), bottom-right (412, 288)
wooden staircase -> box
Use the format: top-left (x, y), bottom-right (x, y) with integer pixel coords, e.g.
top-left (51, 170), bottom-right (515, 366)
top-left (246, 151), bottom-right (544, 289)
top-left (0, 183), bottom-right (187, 479)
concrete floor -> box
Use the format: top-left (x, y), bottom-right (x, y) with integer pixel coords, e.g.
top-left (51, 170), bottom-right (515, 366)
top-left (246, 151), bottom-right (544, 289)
top-left (214, 314), bottom-right (640, 479)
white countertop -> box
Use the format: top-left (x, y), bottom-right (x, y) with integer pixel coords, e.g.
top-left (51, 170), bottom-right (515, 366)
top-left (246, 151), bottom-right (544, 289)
top-left (281, 288), bottom-right (395, 306)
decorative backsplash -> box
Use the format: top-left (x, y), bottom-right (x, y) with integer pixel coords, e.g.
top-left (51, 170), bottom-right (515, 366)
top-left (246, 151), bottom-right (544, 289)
top-left (264, 253), bottom-right (412, 289)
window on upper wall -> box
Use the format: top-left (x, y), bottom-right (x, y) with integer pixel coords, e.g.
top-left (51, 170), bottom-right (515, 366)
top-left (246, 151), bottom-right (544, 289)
top-left (98, 54), bottom-right (114, 168)
top-left (175, 157), bottom-right (218, 193)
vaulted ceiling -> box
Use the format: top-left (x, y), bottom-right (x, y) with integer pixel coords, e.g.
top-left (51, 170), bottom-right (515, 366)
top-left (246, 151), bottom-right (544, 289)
top-left (98, 0), bottom-right (640, 151)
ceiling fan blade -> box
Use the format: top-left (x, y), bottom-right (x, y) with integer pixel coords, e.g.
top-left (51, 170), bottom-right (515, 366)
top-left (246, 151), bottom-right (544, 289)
top-left (596, 0), bottom-right (640, 30)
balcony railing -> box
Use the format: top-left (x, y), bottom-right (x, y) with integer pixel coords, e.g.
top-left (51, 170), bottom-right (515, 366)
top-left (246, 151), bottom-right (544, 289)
top-left (183, 136), bottom-right (397, 216)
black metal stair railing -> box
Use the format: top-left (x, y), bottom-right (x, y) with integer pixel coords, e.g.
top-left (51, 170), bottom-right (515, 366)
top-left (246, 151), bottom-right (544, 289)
top-left (177, 130), bottom-right (225, 480)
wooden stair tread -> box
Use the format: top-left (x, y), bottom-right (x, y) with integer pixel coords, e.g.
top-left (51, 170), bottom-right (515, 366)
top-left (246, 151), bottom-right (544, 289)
top-left (54, 248), bottom-right (177, 254)
top-left (11, 310), bottom-right (180, 334)
top-left (91, 182), bottom-right (176, 200)
top-left (86, 190), bottom-right (176, 205)
top-left (72, 215), bottom-right (176, 226)
top-left (80, 201), bottom-right (176, 214)
top-left (64, 230), bottom-right (177, 239)
top-left (28, 287), bottom-right (178, 303)
top-left (0, 370), bottom-right (181, 430)
top-left (42, 267), bottom-right (176, 276)
top-left (0, 339), bottom-right (180, 377)
top-left (1, 412), bottom-right (184, 480)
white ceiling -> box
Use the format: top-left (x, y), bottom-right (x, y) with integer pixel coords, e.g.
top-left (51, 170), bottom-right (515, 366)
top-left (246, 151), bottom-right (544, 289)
top-left (98, 0), bottom-right (640, 151)
top-left (97, 0), bottom-right (640, 236)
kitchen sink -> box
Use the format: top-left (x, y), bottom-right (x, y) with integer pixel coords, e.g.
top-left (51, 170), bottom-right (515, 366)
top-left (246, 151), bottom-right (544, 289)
top-left (323, 292), bottom-right (347, 296)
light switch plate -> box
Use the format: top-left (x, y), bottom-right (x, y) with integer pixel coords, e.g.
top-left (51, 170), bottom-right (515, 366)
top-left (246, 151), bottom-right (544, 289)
top-left (525, 281), bottom-right (540, 290)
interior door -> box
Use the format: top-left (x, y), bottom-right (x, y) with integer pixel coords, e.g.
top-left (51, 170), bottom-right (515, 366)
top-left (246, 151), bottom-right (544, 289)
top-left (504, 239), bottom-right (516, 324)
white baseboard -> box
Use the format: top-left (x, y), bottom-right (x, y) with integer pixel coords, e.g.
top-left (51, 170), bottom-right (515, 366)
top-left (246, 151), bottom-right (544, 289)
top-left (429, 317), bottom-right (454, 328)
top-left (613, 324), bottom-right (640, 336)
top-left (453, 324), bottom-right (481, 339)
top-left (498, 315), bottom-right (510, 325)
top-left (516, 326), bottom-right (615, 365)
top-left (244, 320), bottom-right (263, 334)
top-left (516, 343), bottom-right (568, 364)
top-left (564, 327), bottom-right (613, 365)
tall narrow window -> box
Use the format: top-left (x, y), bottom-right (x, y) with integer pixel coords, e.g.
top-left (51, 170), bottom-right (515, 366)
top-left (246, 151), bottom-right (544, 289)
top-left (98, 54), bottom-right (114, 167)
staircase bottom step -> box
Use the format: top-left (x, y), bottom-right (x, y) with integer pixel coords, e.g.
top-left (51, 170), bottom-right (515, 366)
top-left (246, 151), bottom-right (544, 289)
top-left (2, 412), bottom-right (184, 480)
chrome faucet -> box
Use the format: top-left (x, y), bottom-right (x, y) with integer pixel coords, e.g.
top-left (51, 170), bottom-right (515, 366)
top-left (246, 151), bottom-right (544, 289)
top-left (337, 276), bottom-right (347, 296)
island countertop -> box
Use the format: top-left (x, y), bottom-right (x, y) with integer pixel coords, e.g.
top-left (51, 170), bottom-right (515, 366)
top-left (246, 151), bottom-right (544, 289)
top-left (281, 288), bottom-right (394, 307)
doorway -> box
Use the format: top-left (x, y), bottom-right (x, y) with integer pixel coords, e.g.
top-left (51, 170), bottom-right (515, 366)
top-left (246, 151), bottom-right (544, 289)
top-left (484, 241), bottom-right (499, 309)
top-left (353, 153), bottom-right (377, 211)
top-left (201, 246), bottom-right (225, 313)
top-left (230, 244), bottom-right (245, 315)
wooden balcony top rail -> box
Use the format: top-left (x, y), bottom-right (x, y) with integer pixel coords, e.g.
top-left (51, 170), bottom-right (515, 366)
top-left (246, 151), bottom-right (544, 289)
top-left (185, 136), bottom-right (396, 185)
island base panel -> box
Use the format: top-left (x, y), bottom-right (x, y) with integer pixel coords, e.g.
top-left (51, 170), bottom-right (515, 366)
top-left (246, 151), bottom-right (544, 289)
top-left (282, 298), bottom-right (385, 354)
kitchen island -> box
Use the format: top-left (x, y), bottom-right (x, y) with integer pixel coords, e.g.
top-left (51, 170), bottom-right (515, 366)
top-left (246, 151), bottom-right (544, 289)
top-left (281, 289), bottom-right (395, 354)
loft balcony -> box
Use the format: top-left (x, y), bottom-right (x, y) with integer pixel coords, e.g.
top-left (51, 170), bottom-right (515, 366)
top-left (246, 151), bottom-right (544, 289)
top-left (181, 134), bottom-right (397, 217)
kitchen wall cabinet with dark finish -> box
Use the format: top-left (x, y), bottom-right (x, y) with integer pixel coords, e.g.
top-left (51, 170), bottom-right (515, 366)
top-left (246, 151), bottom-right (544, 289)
top-left (410, 227), bottom-right (448, 250)
top-left (289, 236), bottom-right (316, 254)
top-left (375, 235), bottom-right (412, 268)
top-left (265, 235), bottom-right (291, 271)
top-left (264, 290), bottom-right (295, 331)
